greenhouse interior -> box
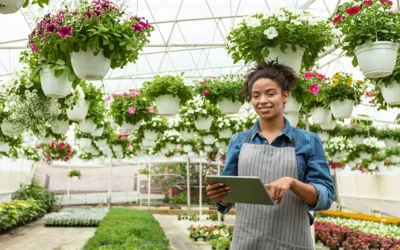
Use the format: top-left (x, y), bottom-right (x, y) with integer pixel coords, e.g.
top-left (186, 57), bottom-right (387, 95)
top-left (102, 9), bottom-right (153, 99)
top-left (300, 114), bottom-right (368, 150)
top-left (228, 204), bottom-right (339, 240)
top-left (0, 0), bottom-right (400, 249)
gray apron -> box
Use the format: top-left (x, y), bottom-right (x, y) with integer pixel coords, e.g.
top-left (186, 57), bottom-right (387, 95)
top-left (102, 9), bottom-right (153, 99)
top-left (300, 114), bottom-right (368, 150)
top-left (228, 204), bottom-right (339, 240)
top-left (230, 134), bottom-right (314, 250)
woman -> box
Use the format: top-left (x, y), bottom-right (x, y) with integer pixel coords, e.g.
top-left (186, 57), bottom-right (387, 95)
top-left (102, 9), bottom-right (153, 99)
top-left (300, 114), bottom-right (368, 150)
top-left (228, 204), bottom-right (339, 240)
top-left (206, 61), bottom-right (334, 250)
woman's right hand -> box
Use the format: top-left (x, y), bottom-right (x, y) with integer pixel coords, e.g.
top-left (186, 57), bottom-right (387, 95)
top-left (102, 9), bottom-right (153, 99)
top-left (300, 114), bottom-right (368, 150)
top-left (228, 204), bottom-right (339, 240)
top-left (205, 179), bottom-right (231, 206)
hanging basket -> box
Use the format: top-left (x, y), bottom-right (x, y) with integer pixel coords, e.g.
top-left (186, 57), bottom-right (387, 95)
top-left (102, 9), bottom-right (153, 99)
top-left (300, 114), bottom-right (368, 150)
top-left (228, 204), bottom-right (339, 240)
top-left (284, 96), bottom-right (302, 113)
top-left (112, 145), bottom-right (123, 153)
top-left (204, 146), bottom-right (213, 152)
top-left (203, 135), bottom-right (215, 145)
top-left (70, 49), bottom-right (111, 80)
top-left (219, 129), bottom-right (233, 139)
top-left (380, 81), bottom-right (400, 105)
top-left (351, 136), bottom-right (365, 145)
top-left (166, 143), bottom-right (176, 150)
top-left (354, 158), bottom-right (363, 164)
top-left (79, 138), bottom-right (92, 150)
top-left (284, 112), bottom-right (299, 127)
top-left (71, 176), bottom-right (79, 182)
top-left (354, 41), bottom-right (399, 78)
top-left (181, 130), bottom-right (195, 140)
top-left (0, 0), bottom-right (24, 14)
top-left (311, 107), bottom-right (331, 124)
top-left (360, 152), bottom-right (370, 160)
top-left (51, 120), bottom-right (70, 134)
top-left (183, 145), bottom-right (193, 153)
top-left (144, 130), bottom-right (158, 141)
top-left (0, 142), bottom-right (10, 153)
top-left (155, 94), bottom-right (180, 116)
top-left (121, 121), bottom-right (141, 131)
top-left (330, 99), bottom-right (354, 119)
top-left (194, 117), bottom-right (212, 130)
top-left (91, 127), bottom-right (104, 137)
top-left (320, 119), bottom-right (336, 131)
top-left (384, 139), bottom-right (398, 148)
top-left (317, 132), bottom-right (329, 142)
top-left (40, 68), bottom-right (73, 99)
top-left (142, 140), bottom-right (156, 148)
top-left (39, 136), bottom-right (53, 145)
top-left (94, 139), bottom-right (108, 148)
top-left (67, 102), bottom-right (90, 122)
top-left (218, 99), bottom-right (241, 114)
top-left (80, 119), bottom-right (97, 133)
top-left (264, 44), bottom-right (305, 73)
top-left (390, 155), bottom-right (400, 163)
top-left (0, 122), bottom-right (20, 137)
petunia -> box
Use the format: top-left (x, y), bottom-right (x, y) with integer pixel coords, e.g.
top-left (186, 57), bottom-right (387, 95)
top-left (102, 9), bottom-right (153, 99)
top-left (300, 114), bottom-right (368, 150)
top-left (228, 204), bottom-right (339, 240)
top-left (31, 43), bottom-right (38, 53)
top-left (131, 23), bottom-right (143, 32)
top-left (332, 15), bottom-right (345, 25)
top-left (363, 0), bottom-right (373, 6)
top-left (148, 105), bottom-right (155, 114)
top-left (263, 27), bottom-right (279, 39)
top-left (84, 12), bottom-right (92, 19)
top-left (58, 26), bottom-right (73, 38)
top-left (128, 106), bottom-right (136, 114)
top-left (304, 73), bottom-right (314, 79)
top-left (317, 73), bottom-right (325, 79)
top-left (46, 25), bottom-right (57, 33)
top-left (346, 6), bottom-right (361, 15)
top-left (104, 96), bottom-right (111, 101)
top-left (203, 89), bottom-right (210, 95)
top-left (309, 84), bottom-right (320, 94)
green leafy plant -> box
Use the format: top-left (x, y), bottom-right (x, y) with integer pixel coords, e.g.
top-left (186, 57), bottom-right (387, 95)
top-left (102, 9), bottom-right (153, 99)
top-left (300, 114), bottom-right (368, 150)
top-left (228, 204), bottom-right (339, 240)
top-left (139, 116), bottom-right (169, 133)
top-left (332, 0), bottom-right (400, 67)
top-left (194, 75), bottom-right (245, 104)
top-left (68, 169), bottom-right (81, 178)
top-left (324, 72), bottom-right (365, 105)
top-left (141, 74), bottom-right (193, 104)
top-left (28, 1), bottom-right (153, 69)
top-left (23, 0), bottom-right (50, 8)
top-left (226, 8), bottom-right (339, 68)
top-left (78, 151), bottom-right (94, 161)
top-left (179, 95), bottom-right (221, 121)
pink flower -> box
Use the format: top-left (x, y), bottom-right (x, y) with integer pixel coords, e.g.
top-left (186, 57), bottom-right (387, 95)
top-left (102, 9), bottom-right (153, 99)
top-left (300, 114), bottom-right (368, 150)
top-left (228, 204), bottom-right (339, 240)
top-left (203, 89), bottom-right (210, 95)
top-left (31, 43), bottom-right (38, 53)
top-left (165, 151), bottom-right (170, 156)
top-left (128, 106), bottom-right (136, 114)
top-left (148, 105), bottom-right (155, 114)
top-left (58, 26), bottom-right (72, 38)
top-left (105, 96), bottom-right (111, 101)
top-left (201, 80), bottom-right (207, 85)
top-left (317, 73), bottom-right (325, 79)
top-left (122, 92), bottom-right (127, 96)
top-left (127, 143), bottom-right (131, 148)
top-left (309, 84), bottom-right (320, 94)
top-left (304, 73), bottom-right (314, 79)
top-left (131, 24), bottom-right (143, 32)
top-left (84, 12), bottom-right (92, 19)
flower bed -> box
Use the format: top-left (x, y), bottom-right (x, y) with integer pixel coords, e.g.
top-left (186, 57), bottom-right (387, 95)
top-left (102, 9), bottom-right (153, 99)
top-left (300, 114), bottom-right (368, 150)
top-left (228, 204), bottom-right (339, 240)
top-left (44, 207), bottom-right (108, 227)
top-left (187, 224), bottom-right (233, 246)
top-left (320, 210), bottom-right (400, 225)
top-left (83, 209), bottom-right (169, 249)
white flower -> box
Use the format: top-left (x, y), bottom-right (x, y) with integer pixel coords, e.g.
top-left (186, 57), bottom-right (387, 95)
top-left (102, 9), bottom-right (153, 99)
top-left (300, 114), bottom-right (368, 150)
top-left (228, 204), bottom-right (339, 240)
top-left (247, 17), bottom-right (261, 27)
top-left (263, 27), bottom-right (279, 39)
top-left (291, 19), bottom-right (302, 25)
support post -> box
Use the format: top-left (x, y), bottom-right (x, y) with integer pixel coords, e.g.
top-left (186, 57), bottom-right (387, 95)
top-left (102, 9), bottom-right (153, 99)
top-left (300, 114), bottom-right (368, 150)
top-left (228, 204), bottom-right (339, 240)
top-left (187, 157), bottom-right (191, 211)
top-left (67, 163), bottom-right (71, 196)
top-left (217, 152), bottom-right (221, 224)
top-left (199, 161), bottom-right (203, 220)
top-left (108, 157), bottom-right (112, 208)
top-left (147, 162), bottom-right (151, 209)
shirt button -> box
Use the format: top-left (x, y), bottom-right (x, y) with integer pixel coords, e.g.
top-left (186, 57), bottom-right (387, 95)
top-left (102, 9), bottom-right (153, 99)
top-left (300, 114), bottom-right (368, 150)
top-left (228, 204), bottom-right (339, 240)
top-left (264, 140), bottom-right (267, 144)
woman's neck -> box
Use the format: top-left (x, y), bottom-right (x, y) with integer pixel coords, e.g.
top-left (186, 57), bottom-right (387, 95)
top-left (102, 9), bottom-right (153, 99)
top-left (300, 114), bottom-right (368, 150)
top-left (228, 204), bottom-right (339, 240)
top-left (258, 115), bottom-right (285, 135)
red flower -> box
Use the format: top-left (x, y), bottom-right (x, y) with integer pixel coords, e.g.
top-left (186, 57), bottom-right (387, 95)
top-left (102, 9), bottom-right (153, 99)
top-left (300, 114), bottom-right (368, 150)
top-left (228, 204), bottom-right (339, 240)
top-left (346, 6), bottom-right (361, 15)
top-left (332, 15), bottom-right (345, 24)
top-left (363, 0), bottom-right (373, 6)
top-left (380, 0), bottom-right (393, 5)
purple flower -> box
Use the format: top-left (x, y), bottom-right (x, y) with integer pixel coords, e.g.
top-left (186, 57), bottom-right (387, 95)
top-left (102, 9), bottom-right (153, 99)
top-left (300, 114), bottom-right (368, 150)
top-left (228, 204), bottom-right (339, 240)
top-left (46, 25), bottom-right (57, 33)
top-left (31, 43), bottom-right (38, 53)
top-left (131, 24), bottom-right (143, 32)
top-left (84, 12), bottom-right (92, 19)
top-left (58, 26), bottom-right (72, 38)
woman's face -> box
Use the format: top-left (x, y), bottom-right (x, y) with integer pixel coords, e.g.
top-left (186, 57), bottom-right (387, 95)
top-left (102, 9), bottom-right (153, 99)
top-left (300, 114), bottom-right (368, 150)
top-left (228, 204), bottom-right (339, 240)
top-left (251, 78), bottom-right (288, 121)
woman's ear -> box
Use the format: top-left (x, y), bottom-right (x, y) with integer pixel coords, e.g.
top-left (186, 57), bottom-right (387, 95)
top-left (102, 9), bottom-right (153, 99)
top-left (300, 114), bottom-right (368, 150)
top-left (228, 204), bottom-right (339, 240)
top-left (282, 91), bottom-right (289, 104)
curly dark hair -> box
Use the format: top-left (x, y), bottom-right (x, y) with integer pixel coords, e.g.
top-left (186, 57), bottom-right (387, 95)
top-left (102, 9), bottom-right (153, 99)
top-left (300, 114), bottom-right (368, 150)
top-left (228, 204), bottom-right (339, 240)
top-left (240, 60), bottom-right (297, 101)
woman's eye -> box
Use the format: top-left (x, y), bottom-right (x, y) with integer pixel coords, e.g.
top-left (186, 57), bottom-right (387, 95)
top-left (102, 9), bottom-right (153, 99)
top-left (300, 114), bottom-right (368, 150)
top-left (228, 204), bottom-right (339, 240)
top-left (252, 95), bottom-right (259, 99)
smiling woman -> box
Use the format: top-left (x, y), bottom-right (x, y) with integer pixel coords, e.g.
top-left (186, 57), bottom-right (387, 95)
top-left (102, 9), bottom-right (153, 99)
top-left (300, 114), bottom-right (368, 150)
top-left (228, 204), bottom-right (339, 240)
top-left (206, 60), bottom-right (334, 250)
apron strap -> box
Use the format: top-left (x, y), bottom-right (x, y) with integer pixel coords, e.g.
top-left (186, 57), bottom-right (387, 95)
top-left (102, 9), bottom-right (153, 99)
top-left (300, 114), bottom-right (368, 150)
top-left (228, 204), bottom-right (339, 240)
top-left (288, 137), bottom-right (295, 148)
top-left (245, 131), bottom-right (252, 143)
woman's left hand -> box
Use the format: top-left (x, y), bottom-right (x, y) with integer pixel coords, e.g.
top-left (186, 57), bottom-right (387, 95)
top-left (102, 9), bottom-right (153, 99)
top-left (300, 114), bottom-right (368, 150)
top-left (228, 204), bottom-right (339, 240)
top-left (264, 177), bottom-right (295, 204)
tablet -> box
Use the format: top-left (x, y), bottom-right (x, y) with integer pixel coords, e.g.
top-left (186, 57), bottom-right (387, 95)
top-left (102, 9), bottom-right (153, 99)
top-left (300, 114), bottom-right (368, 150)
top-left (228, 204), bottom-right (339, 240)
top-left (206, 176), bottom-right (275, 205)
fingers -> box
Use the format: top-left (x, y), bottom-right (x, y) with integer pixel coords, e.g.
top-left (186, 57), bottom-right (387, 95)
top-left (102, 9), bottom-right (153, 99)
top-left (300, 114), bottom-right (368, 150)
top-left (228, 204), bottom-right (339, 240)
top-left (206, 183), bottom-right (225, 192)
top-left (265, 183), bottom-right (287, 204)
top-left (209, 189), bottom-right (231, 202)
top-left (206, 183), bottom-right (231, 202)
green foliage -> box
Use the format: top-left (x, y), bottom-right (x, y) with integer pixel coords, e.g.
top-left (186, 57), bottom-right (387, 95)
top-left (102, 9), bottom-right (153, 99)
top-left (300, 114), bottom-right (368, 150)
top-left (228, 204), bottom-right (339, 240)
top-left (386, 147), bottom-right (400, 156)
top-left (141, 74), bottom-right (193, 104)
top-left (23, 0), bottom-right (50, 8)
top-left (324, 72), bottom-right (365, 105)
top-left (68, 170), bottom-right (81, 178)
top-left (194, 75), bottom-right (245, 104)
top-left (171, 191), bottom-right (188, 204)
top-left (179, 95), bottom-right (221, 120)
top-left (44, 207), bottom-right (108, 227)
top-left (226, 8), bottom-right (338, 68)
top-left (81, 83), bottom-right (107, 127)
top-left (332, 0), bottom-right (400, 67)
top-left (139, 117), bottom-right (169, 133)
top-left (83, 209), bottom-right (169, 250)
top-left (40, 140), bottom-right (76, 164)
top-left (209, 238), bottom-right (231, 250)
top-left (151, 164), bottom-right (183, 200)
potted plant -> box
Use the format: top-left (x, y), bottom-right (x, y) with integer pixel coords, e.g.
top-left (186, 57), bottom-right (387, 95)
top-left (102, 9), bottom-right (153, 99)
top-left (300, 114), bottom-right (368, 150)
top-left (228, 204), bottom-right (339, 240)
top-left (22, 146), bottom-right (40, 162)
top-left (110, 90), bottom-right (154, 131)
top-left (68, 169), bottom-right (81, 182)
top-left (0, 0), bottom-right (49, 14)
top-left (141, 74), bottom-right (193, 116)
top-left (302, 81), bottom-right (331, 125)
top-left (332, 0), bottom-right (400, 78)
top-left (138, 116), bottom-right (169, 142)
top-left (109, 134), bottom-right (131, 159)
top-left (226, 8), bottom-right (339, 72)
top-left (158, 131), bottom-right (183, 151)
top-left (28, 1), bottom-right (153, 80)
top-left (172, 116), bottom-right (197, 140)
top-left (93, 123), bottom-right (114, 148)
top-left (78, 151), bottom-right (93, 163)
top-left (194, 75), bottom-right (245, 114)
top-left (214, 115), bottom-right (240, 139)
top-left (40, 140), bottom-right (76, 164)
top-left (324, 72), bottom-right (365, 119)
top-left (75, 129), bottom-right (93, 150)
top-left (310, 124), bottom-right (329, 142)
top-left (240, 112), bottom-right (258, 130)
top-left (386, 146), bottom-right (400, 163)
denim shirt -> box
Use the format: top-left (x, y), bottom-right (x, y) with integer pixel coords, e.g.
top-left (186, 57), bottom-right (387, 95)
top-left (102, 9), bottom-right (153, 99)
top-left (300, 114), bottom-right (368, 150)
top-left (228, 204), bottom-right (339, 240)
top-left (215, 118), bottom-right (335, 225)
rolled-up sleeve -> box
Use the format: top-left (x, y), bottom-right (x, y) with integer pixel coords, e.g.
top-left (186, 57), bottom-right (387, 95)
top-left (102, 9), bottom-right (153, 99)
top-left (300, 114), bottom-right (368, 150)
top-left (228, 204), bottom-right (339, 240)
top-left (305, 132), bottom-right (335, 211)
top-left (215, 134), bottom-right (240, 214)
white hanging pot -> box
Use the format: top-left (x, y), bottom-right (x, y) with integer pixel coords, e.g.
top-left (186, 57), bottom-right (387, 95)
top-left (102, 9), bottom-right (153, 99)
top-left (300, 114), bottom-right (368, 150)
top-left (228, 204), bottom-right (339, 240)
top-left (218, 99), bottom-right (241, 114)
top-left (368, 164), bottom-right (377, 171)
top-left (161, 148), bottom-right (169, 154)
top-left (94, 139), bottom-right (107, 147)
top-left (154, 94), bottom-right (180, 116)
top-left (203, 135), bottom-right (215, 145)
top-left (67, 101), bottom-right (90, 122)
top-left (112, 145), bottom-right (123, 153)
top-left (39, 136), bottom-right (53, 144)
top-left (79, 138), bottom-right (92, 149)
top-left (354, 158), bottom-right (363, 164)
top-left (384, 138), bottom-right (398, 148)
top-left (80, 119), bottom-right (97, 133)
top-left (284, 95), bottom-right (302, 113)
top-left (144, 130), bottom-right (158, 141)
top-left (194, 117), bottom-right (212, 130)
top-left (183, 145), bottom-right (193, 153)
top-left (215, 141), bottom-right (226, 149)
top-left (0, 0), bottom-right (24, 14)
top-left (204, 145), bottom-right (213, 152)
top-left (51, 120), bottom-right (70, 134)
top-left (264, 44), bottom-right (305, 73)
top-left (351, 136), bottom-right (365, 145)
top-left (360, 152), bottom-right (370, 160)
top-left (142, 140), bottom-right (156, 148)
top-left (284, 112), bottom-right (299, 127)
top-left (181, 130), bottom-right (195, 140)
top-left (311, 107), bottom-right (331, 124)
top-left (317, 132), bottom-right (329, 142)
top-left (380, 81), bottom-right (400, 105)
top-left (0, 142), bottom-right (10, 153)
top-left (354, 41), bottom-right (399, 78)
top-left (166, 143), bottom-right (176, 150)
top-left (219, 129), bottom-right (233, 139)
top-left (71, 176), bottom-right (79, 182)
top-left (70, 49), bottom-right (111, 80)
top-left (91, 127), bottom-right (104, 137)
top-left (40, 68), bottom-right (73, 99)
top-left (330, 99), bottom-right (354, 119)
top-left (320, 119), bottom-right (337, 131)
top-left (114, 152), bottom-right (124, 159)
top-left (121, 121), bottom-right (141, 131)
top-left (390, 155), bottom-right (400, 163)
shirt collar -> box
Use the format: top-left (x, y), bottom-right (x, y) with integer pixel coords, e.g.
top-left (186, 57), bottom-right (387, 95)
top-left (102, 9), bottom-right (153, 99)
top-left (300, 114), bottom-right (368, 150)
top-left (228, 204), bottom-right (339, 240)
top-left (251, 117), bottom-right (294, 142)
